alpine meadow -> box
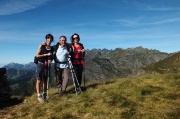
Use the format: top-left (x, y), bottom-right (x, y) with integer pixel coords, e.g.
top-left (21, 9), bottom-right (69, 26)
top-left (0, 47), bottom-right (180, 119)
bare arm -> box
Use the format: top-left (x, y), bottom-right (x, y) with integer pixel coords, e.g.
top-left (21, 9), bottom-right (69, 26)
top-left (36, 45), bottom-right (52, 58)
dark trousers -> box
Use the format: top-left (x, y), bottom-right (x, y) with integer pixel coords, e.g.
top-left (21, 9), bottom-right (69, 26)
top-left (73, 64), bottom-right (83, 87)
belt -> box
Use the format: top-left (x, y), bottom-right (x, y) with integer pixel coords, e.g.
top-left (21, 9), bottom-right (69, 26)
top-left (38, 61), bottom-right (44, 64)
top-left (55, 61), bottom-right (68, 64)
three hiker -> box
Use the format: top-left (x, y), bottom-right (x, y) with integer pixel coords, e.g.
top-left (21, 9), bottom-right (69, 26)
top-left (35, 33), bottom-right (85, 102)
top-left (35, 33), bottom-right (54, 102)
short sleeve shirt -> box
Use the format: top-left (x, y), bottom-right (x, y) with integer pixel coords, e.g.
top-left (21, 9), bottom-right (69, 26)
top-left (55, 46), bottom-right (69, 68)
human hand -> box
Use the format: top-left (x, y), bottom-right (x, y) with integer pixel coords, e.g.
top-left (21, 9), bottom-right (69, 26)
top-left (41, 42), bottom-right (46, 45)
top-left (81, 49), bottom-right (85, 53)
top-left (47, 52), bottom-right (52, 56)
top-left (66, 51), bottom-right (70, 55)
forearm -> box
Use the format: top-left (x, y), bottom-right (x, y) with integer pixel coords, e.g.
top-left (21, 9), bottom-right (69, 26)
top-left (36, 53), bottom-right (48, 58)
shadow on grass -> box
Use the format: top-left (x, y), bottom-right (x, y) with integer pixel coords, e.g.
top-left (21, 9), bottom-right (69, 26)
top-left (52, 80), bottom-right (116, 95)
top-left (69, 80), bottom-right (116, 93)
top-left (0, 97), bottom-right (24, 109)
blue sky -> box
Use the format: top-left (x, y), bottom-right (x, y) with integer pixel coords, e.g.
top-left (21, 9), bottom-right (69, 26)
top-left (0, 0), bottom-right (180, 67)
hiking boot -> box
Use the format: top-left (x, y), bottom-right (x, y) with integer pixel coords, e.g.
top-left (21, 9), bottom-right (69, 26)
top-left (57, 84), bottom-right (62, 92)
top-left (77, 91), bottom-right (82, 95)
top-left (76, 88), bottom-right (82, 95)
top-left (59, 90), bottom-right (67, 96)
top-left (62, 90), bottom-right (67, 94)
top-left (38, 95), bottom-right (44, 103)
top-left (43, 93), bottom-right (49, 101)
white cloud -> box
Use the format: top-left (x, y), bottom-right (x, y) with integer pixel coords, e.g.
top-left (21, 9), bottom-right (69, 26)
top-left (114, 16), bottom-right (180, 26)
top-left (148, 17), bottom-right (180, 24)
top-left (0, 0), bottom-right (51, 15)
top-left (124, 0), bottom-right (180, 11)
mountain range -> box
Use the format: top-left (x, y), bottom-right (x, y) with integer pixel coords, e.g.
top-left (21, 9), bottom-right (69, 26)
top-left (3, 46), bottom-right (173, 82)
top-left (3, 62), bottom-right (36, 70)
top-left (3, 46), bottom-right (180, 97)
top-left (84, 46), bottom-right (171, 79)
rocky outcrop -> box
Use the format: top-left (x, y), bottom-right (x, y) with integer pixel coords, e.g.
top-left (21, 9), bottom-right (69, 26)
top-left (0, 68), bottom-right (11, 102)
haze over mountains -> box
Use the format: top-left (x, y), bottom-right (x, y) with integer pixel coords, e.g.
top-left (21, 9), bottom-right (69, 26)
top-left (3, 62), bottom-right (36, 70)
top-left (3, 46), bottom-right (173, 82)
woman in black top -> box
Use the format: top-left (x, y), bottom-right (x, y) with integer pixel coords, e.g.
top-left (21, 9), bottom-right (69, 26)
top-left (35, 33), bottom-right (54, 102)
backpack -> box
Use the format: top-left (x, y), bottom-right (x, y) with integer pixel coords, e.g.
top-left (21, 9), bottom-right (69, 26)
top-left (34, 56), bottom-right (39, 64)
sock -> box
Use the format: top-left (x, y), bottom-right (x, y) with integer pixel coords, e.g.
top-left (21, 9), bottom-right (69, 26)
top-left (38, 93), bottom-right (41, 97)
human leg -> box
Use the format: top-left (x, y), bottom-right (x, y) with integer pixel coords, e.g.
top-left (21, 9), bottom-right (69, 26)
top-left (35, 63), bottom-right (45, 102)
top-left (72, 64), bottom-right (79, 87)
top-left (36, 79), bottom-right (41, 94)
top-left (55, 67), bottom-right (63, 93)
top-left (72, 64), bottom-right (82, 94)
top-left (76, 64), bottom-right (83, 86)
top-left (36, 79), bottom-right (44, 102)
top-left (55, 67), bottom-right (63, 85)
top-left (43, 77), bottom-right (47, 99)
top-left (62, 68), bottom-right (69, 92)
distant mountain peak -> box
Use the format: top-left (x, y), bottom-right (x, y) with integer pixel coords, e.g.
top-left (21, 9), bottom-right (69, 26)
top-left (3, 62), bottom-right (36, 70)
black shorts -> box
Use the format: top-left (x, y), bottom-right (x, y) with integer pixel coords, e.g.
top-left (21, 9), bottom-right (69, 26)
top-left (35, 62), bottom-right (48, 80)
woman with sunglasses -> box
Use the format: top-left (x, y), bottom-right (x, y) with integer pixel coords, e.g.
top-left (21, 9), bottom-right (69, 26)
top-left (70, 33), bottom-right (85, 94)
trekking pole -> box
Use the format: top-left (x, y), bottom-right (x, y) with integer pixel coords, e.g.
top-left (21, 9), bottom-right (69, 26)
top-left (83, 68), bottom-right (85, 87)
top-left (81, 51), bottom-right (85, 87)
top-left (54, 62), bottom-right (60, 92)
top-left (67, 55), bottom-right (82, 95)
top-left (47, 63), bottom-right (50, 99)
top-left (68, 57), bottom-right (77, 95)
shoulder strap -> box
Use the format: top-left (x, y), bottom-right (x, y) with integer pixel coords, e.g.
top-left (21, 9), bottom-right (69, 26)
top-left (55, 42), bottom-right (59, 51)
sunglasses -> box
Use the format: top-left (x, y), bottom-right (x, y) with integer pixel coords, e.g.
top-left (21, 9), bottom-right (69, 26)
top-left (73, 37), bottom-right (78, 40)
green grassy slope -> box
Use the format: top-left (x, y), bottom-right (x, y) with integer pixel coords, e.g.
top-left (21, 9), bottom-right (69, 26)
top-left (142, 52), bottom-right (180, 74)
top-left (0, 74), bottom-right (179, 119)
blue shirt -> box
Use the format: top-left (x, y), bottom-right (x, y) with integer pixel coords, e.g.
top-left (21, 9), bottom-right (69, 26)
top-left (55, 45), bottom-right (69, 68)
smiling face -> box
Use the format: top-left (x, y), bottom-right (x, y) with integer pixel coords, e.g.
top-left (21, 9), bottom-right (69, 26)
top-left (46, 38), bottom-right (52, 46)
top-left (73, 34), bottom-right (79, 43)
top-left (59, 36), bottom-right (66, 46)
